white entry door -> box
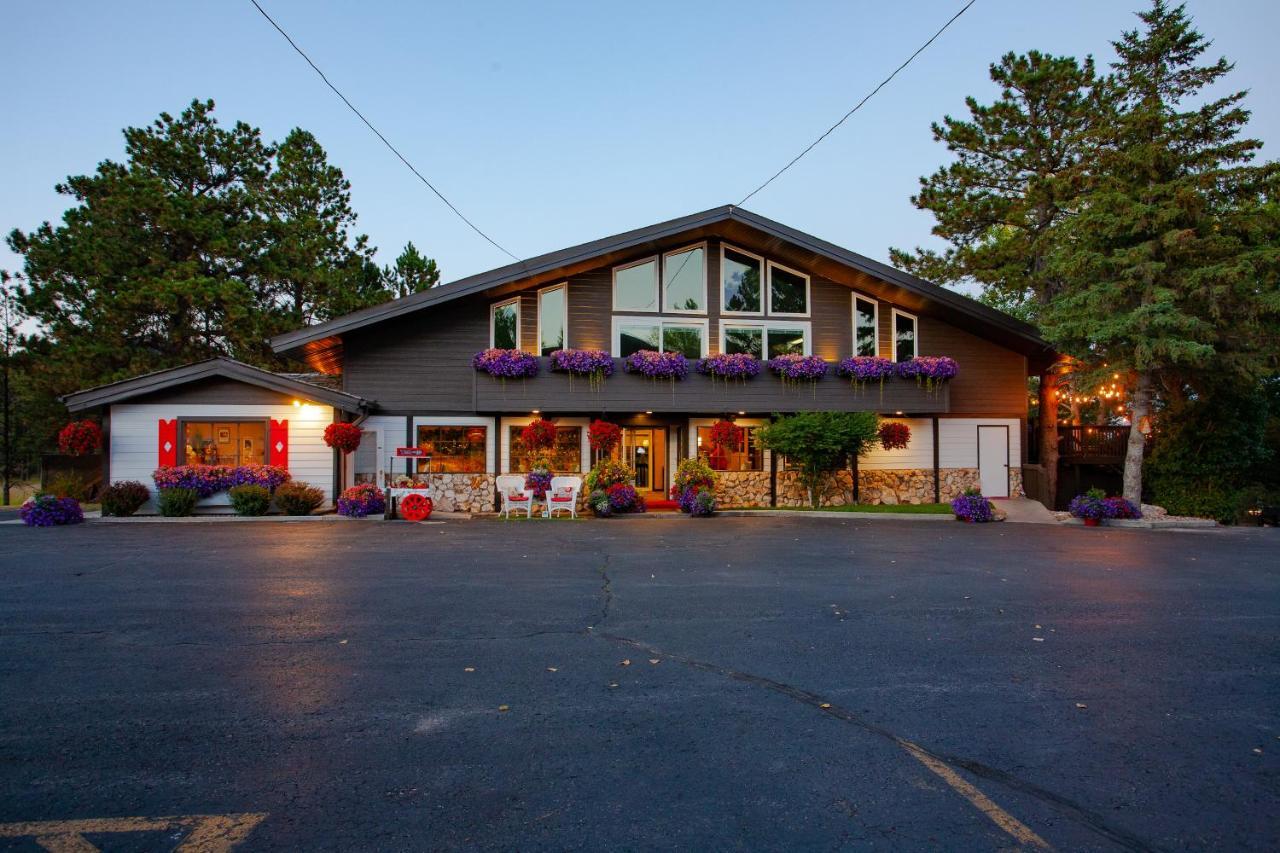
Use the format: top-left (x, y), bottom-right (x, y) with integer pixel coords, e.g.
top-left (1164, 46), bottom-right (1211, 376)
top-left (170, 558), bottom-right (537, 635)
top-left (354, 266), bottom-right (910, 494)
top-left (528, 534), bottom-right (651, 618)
top-left (978, 426), bottom-right (1010, 497)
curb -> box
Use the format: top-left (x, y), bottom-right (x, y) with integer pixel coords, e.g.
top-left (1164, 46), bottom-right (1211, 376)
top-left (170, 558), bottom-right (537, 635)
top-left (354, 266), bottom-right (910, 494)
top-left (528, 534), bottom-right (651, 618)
top-left (718, 509), bottom-right (955, 521)
top-left (1059, 517), bottom-right (1218, 530)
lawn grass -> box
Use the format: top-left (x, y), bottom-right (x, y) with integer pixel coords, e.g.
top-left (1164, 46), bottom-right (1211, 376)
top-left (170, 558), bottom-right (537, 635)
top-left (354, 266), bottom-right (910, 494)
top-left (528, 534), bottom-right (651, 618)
top-left (750, 503), bottom-right (953, 514)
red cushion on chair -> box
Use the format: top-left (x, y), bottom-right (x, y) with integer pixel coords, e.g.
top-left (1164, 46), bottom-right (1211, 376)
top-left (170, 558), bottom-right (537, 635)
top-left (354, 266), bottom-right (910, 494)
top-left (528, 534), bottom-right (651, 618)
top-left (508, 491), bottom-right (529, 500)
top-left (550, 496), bottom-right (573, 502)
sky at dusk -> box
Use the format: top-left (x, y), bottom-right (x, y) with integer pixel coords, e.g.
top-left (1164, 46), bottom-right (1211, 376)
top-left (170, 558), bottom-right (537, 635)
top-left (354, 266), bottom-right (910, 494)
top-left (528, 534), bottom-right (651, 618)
top-left (4, 0), bottom-right (1278, 288)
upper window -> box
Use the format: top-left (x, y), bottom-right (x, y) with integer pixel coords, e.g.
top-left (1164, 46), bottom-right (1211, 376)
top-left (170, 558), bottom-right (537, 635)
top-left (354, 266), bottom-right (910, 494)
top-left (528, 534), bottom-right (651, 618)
top-left (722, 325), bottom-right (763, 358)
top-left (181, 421), bottom-right (265, 466)
top-left (853, 296), bottom-right (878, 357)
top-left (721, 246), bottom-right (763, 314)
top-left (416, 425), bottom-right (487, 474)
top-left (614, 317), bottom-right (706, 359)
top-left (722, 321), bottom-right (810, 359)
top-left (766, 326), bottom-right (807, 358)
top-left (613, 257), bottom-right (659, 312)
top-left (491, 299), bottom-right (519, 349)
top-left (767, 261), bottom-right (809, 316)
top-left (538, 284), bottom-right (567, 356)
top-left (663, 244), bottom-right (706, 313)
top-left (893, 309), bottom-right (918, 361)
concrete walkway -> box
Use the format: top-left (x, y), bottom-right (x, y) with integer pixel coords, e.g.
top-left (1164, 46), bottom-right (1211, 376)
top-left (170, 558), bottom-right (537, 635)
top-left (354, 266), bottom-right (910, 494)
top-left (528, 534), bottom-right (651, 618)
top-left (991, 497), bottom-right (1058, 524)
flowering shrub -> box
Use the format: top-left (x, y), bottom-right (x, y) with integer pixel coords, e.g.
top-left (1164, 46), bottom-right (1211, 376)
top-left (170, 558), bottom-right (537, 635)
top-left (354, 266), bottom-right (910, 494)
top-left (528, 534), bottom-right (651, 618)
top-left (709, 420), bottom-right (744, 452)
top-left (588, 489), bottom-right (613, 517)
top-left (606, 483), bottom-right (640, 512)
top-left (472, 348), bottom-right (539, 379)
top-left (585, 458), bottom-right (635, 492)
top-left (337, 483), bottom-right (385, 518)
top-left (521, 418), bottom-right (558, 452)
top-left (1068, 492), bottom-right (1107, 521)
top-left (153, 465), bottom-right (235, 497)
top-left (57, 420), bottom-right (102, 456)
top-left (525, 467), bottom-right (553, 501)
top-left (101, 481), bottom-right (150, 517)
top-left (623, 350), bottom-right (690, 380)
top-left (696, 352), bottom-right (761, 381)
top-left (588, 420), bottom-right (622, 455)
top-left (878, 422), bottom-right (911, 451)
top-left (837, 356), bottom-right (896, 393)
top-left (1103, 496), bottom-right (1143, 519)
top-left (767, 354), bottom-right (828, 385)
top-left (550, 348), bottom-right (614, 390)
top-left (671, 457), bottom-right (718, 513)
top-left (951, 491), bottom-right (994, 522)
top-left (896, 356), bottom-right (959, 391)
top-left (19, 494), bottom-right (84, 527)
top-left (324, 422), bottom-right (363, 454)
top-left (229, 464), bottom-right (291, 492)
top-left (688, 488), bottom-right (717, 517)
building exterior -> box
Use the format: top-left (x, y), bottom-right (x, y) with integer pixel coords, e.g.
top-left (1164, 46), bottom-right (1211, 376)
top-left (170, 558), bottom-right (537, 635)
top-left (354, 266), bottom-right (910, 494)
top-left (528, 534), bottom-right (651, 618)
top-left (66, 206), bottom-right (1055, 511)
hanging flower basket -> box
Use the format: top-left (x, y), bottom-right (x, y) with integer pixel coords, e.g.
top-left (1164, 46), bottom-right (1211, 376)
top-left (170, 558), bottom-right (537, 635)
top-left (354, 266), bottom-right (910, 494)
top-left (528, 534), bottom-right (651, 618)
top-left (623, 350), bottom-right (690, 380)
top-left (767, 354), bottom-right (828, 392)
top-left (878, 421), bottom-right (911, 451)
top-left (709, 420), bottom-right (744, 451)
top-left (837, 356), bottom-right (897, 398)
top-left (896, 356), bottom-right (958, 392)
top-left (323, 422), bottom-right (363, 454)
top-left (588, 420), bottom-right (622, 455)
top-left (550, 348), bottom-right (614, 391)
top-left (57, 420), bottom-right (102, 456)
top-left (696, 353), bottom-right (761, 382)
top-left (521, 418), bottom-right (558, 452)
top-left (472, 348), bottom-right (539, 379)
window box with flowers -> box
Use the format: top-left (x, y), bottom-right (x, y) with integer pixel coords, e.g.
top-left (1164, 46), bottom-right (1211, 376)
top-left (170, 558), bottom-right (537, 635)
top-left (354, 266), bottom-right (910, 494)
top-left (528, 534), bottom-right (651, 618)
top-left (549, 348), bottom-right (615, 391)
top-left (896, 356), bottom-right (958, 393)
top-left (696, 353), bottom-right (761, 382)
top-left (472, 348), bottom-right (539, 381)
top-left (767, 354), bottom-right (828, 391)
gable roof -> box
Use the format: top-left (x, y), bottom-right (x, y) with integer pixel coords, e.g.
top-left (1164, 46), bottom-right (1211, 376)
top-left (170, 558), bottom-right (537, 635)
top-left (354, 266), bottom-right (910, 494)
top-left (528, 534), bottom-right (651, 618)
top-left (62, 357), bottom-right (370, 413)
top-left (270, 205), bottom-right (1052, 365)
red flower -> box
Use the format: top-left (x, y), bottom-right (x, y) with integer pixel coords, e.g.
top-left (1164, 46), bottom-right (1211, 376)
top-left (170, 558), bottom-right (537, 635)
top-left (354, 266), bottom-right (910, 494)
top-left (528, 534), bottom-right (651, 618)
top-left (324, 422), bottom-right (363, 454)
top-left (57, 420), bottom-right (102, 456)
top-left (879, 421), bottom-right (911, 451)
top-left (588, 420), bottom-right (622, 454)
top-left (708, 420), bottom-right (744, 452)
top-left (521, 418), bottom-right (558, 451)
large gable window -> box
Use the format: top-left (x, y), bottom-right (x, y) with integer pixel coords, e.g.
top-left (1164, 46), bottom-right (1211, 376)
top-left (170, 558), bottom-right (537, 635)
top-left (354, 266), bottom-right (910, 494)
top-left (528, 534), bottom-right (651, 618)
top-left (491, 299), bottom-right (520, 349)
top-left (538, 284), bottom-right (567, 356)
top-left (613, 257), bottom-right (659, 312)
top-left (663, 244), bottom-right (706, 313)
top-left (721, 246), bottom-right (763, 315)
top-left (893, 309), bottom-right (918, 361)
top-left (853, 296), bottom-right (878, 357)
top-left (767, 261), bottom-right (809, 316)
top-left (614, 317), bottom-right (706, 359)
top-left (721, 321), bottom-right (810, 358)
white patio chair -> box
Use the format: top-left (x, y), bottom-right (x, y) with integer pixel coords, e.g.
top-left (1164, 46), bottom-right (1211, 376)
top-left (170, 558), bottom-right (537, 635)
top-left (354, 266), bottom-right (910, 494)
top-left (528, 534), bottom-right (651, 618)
top-left (546, 476), bottom-right (582, 519)
top-left (496, 474), bottom-right (533, 519)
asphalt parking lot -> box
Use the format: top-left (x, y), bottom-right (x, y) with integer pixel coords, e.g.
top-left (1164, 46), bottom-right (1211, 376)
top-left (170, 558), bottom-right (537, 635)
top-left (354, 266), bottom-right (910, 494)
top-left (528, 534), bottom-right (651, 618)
top-left (0, 517), bottom-right (1276, 851)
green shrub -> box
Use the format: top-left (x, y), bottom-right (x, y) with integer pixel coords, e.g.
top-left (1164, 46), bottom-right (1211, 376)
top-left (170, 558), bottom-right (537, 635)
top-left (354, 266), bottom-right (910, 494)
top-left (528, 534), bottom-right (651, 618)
top-left (101, 481), bottom-right (150, 517)
top-left (228, 484), bottom-right (270, 516)
top-left (47, 471), bottom-right (91, 501)
top-left (275, 481), bottom-right (324, 515)
top-left (157, 487), bottom-right (198, 517)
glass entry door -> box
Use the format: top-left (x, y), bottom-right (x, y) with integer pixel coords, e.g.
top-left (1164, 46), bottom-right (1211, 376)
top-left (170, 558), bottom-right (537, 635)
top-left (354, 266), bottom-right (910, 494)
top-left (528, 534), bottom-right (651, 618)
top-left (622, 428), bottom-right (667, 495)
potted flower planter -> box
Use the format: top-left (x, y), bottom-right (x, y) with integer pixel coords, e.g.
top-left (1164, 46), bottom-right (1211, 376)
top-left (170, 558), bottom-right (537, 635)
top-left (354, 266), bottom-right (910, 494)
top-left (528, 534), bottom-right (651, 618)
top-left (1083, 517), bottom-right (1100, 527)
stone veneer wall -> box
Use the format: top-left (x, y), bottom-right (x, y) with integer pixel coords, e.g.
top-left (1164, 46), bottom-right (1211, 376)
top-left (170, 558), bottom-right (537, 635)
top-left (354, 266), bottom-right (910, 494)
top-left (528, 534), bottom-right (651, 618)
top-left (714, 466), bottom-right (1023, 508)
top-left (415, 473), bottom-right (495, 513)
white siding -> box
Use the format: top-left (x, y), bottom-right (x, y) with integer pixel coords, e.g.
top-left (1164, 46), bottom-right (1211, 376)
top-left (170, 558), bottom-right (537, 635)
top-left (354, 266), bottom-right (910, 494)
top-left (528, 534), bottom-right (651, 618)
top-left (859, 417), bottom-right (933, 471)
top-left (360, 415), bottom-right (412, 478)
top-left (110, 402), bottom-right (337, 511)
top-left (938, 418), bottom-right (1021, 469)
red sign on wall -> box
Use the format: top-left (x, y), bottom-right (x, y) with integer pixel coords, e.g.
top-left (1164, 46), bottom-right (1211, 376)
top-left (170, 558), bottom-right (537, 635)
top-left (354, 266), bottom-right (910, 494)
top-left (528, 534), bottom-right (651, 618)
top-left (395, 447), bottom-right (429, 457)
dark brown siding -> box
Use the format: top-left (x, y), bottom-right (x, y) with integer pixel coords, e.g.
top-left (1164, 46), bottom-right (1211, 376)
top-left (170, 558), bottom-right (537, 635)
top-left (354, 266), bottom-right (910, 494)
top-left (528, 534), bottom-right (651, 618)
top-left (566, 269), bottom-right (611, 351)
top-left (129, 376), bottom-right (294, 406)
top-left (920, 316), bottom-right (1027, 415)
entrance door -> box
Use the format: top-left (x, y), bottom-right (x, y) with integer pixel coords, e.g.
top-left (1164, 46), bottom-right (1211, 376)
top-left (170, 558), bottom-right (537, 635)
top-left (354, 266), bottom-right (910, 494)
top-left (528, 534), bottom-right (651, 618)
top-left (978, 425), bottom-right (1010, 497)
top-left (622, 428), bottom-right (668, 496)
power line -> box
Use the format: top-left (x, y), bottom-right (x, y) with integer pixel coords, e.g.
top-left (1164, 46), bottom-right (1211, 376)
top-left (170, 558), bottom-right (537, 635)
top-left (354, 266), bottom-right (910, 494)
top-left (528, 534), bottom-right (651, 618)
top-left (248, 0), bottom-right (521, 262)
top-left (737, 0), bottom-right (977, 207)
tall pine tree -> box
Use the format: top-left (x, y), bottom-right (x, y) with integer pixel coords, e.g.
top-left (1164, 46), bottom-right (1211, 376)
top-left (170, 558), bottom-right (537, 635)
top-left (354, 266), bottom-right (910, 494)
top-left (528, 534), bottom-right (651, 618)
top-left (1042, 1), bottom-right (1280, 504)
top-left (384, 241), bottom-right (441, 297)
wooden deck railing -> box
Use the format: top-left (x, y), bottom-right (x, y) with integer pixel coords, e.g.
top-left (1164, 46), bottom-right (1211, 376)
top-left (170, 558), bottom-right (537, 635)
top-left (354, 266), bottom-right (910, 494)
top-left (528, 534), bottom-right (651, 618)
top-left (1058, 425), bottom-right (1128, 462)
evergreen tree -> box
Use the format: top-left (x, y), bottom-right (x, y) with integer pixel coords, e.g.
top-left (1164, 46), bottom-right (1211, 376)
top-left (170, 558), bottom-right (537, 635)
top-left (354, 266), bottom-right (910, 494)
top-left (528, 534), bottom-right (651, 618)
top-left (891, 51), bottom-right (1104, 503)
top-left (1042, 1), bottom-right (1280, 504)
top-left (385, 241), bottom-right (441, 297)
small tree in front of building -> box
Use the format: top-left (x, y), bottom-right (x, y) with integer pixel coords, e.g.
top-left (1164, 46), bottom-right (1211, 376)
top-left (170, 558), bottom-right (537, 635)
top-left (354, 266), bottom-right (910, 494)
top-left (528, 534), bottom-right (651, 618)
top-left (758, 412), bottom-right (882, 508)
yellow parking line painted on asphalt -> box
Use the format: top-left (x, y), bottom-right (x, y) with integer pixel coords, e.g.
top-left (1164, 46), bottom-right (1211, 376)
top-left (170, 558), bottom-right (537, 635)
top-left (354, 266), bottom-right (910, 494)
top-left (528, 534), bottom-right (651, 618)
top-left (898, 742), bottom-right (1051, 849)
top-left (0, 813), bottom-right (267, 852)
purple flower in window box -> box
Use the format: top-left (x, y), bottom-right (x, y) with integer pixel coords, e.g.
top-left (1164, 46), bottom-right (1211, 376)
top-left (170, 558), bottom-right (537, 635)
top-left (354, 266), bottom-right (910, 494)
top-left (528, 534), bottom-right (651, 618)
top-left (472, 348), bottom-right (539, 380)
top-left (623, 350), bottom-right (690, 380)
top-left (696, 352), bottom-right (761, 381)
top-left (549, 348), bottom-right (615, 391)
top-left (895, 356), bottom-right (958, 392)
top-left (767, 354), bottom-right (828, 390)
top-left (837, 356), bottom-right (897, 397)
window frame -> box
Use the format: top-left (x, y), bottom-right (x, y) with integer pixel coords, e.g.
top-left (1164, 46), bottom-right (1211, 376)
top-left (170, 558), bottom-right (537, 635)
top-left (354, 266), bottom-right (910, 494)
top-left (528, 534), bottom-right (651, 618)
top-left (687, 417), bottom-right (768, 472)
top-left (852, 294), bottom-right (880, 358)
top-left (661, 242), bottom-right (709, 315)
top-left (503, 416), bottom-right (590, 474)
top-left (410, 416), bottom-right (496, 474)
top-left (766, 260), bottom-right (811, 318)
top-left (719, 319), bottom-right (812, 357)
top-left (177, 417), bottom-right (270, 466)
top-left (490, 297), bottom-right (521, 350)
top-left (537, 282), bottom-right (568, 356)
top-left (719, 243), bottom-right (766, 317)
top-left (612, 316), bottom-right (709, 358)
top-left (891, 308), bottom-right (919, 361)
top-left (612, 255), bottom-right (660, 313)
